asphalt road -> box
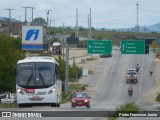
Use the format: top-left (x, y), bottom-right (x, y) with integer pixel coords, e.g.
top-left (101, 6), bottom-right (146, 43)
top-left (0, 50), bottom-right (157, 120)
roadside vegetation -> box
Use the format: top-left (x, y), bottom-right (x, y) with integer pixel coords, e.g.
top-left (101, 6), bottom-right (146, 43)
top-left (108, 102), bottom-right (141, 120)
top-left (0, 103), bottom-right (17, 108)
top-left (86, 57), bottom-right (98, 61)
top-left (156, 93), bottom-right (160, 102)
top-left (49, 26), bottom-right (160, 47)
top-left (0, 34), bottom-right (25, 93)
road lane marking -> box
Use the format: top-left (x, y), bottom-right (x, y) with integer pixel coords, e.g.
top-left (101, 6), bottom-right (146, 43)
top-left (136, 55), bottom-right (145, 104)
top-left (95, 50), bottom-right (117, 96)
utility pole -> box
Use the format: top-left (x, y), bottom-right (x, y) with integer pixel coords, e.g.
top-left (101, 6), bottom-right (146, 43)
top-left (50, 20), bottom-right (55, 34)
top-left (22, 6), bottom-right (30, 24)
top-left (143, 26), bottom-right (146, 41)
top-left (136, 3), bottom-right (139, 32)
top-left (63, 23), bottom-right (65, 34)
top-left (76, 8), bottom-right (78, 37)
top-left (90, 8), bottom-right (92, 39)
top-left (5, 8), bottom-right (15, 36)
top-left (65, 43), bottom-right (69, 94)
top-left (88, 14), bottom-right (90, 40)
top-left (45, 9), bottom-right (52, 27)
top-left (88, 8), bottom-right (92, 40)
top-left (30, 7), bottom-right (36, 24)
top-left (18, 16), bottom-right (21, 21)
top-left (63, 23), bottom-right (65, 60)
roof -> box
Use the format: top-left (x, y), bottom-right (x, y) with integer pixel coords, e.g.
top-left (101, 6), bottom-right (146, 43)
top-left (17, 56), bottom-right (59, 65)
top-left (128, 68), bottom-right (136, 71)
top-left (53, 42), bottom-right (61, 46)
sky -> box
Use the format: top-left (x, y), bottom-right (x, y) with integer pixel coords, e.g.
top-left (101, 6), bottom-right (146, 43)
top-left (0, 0), bottom-right (160, 29)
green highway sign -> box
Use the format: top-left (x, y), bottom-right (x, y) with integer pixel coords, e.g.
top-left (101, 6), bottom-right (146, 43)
top-left (121, 40), bottom-right (145, 54)
top-left (87, 40), bottom-right (112, 54)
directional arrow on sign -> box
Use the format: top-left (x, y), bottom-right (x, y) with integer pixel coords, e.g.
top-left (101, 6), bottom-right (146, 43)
top-left (89, 45), bottom-right (91, 48)
top-left (123, 44), bottom-right (125, 51)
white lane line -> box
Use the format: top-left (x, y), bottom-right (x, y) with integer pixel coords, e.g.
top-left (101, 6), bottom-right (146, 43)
top-left (136, 55), bottom-right (145, 104)
top-left (96, 50), bottom-right (116, 96)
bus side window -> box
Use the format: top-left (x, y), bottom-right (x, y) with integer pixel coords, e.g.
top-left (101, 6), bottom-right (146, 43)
top-left (55, 64), bottom-right (60, 79)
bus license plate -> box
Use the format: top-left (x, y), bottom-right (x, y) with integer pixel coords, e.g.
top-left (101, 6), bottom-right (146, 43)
top-left (33, 96), bottom-right (40, 100)
top-left (26, 89), bottom-right (35, 93)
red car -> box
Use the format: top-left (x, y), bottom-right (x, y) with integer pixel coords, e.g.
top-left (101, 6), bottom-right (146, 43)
top-left (71, 92), bottom-right (91, 108)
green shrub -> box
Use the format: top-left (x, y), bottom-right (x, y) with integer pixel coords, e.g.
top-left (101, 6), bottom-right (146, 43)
top-left (156, 94), bottom-right (160, 102)
top-left (56, 57), bottom-right (82, 82)
top-left (108, 103), bottom-right (140, 120)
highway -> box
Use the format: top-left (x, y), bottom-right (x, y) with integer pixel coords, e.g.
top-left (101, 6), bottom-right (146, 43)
top-left (0, 50), bottom-right (157, 120)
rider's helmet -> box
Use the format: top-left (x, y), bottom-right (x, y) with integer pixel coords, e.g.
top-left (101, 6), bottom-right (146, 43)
top-left (150, 67), bottom-right (153, 72)
top-left (129, 86), bottom-right (133, 90)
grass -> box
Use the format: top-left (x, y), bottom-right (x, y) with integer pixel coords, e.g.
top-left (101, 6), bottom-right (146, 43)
top-left (0, 103), bottom-right (17, 108)
top-left (89, 70), bottom-right (94, 74)
top-left (86, 57), bottom-right (98, 61)
top-left (108, 102), bottom-right (141, 120)
top-left (156, 93), bottom-right (160, 102)
top-left (155, 106), bottom-right (160, 110)
top-left (61, 83), bottom-right (85, 104)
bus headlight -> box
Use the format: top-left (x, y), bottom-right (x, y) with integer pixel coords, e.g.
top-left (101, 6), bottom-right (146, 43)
top-left (48, 87), bottom-right (55, 94)
top-left (17, 88), bottom-right (25, 95)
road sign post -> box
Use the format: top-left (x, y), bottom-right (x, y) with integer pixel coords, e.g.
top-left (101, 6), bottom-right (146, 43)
top-left (121, 40), bottom-right (145, 54)
top-left (87, 40), bottom-right (112, 54)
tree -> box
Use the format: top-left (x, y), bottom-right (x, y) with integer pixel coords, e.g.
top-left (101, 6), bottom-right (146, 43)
top-left (0, 34), bottom-right (25, 92)
top-left (101, 28), bottom-right (105, 31)
top-left (33, 17), bottom-right (46, 26)
top-left (79, 26), bottom-right (86, 31)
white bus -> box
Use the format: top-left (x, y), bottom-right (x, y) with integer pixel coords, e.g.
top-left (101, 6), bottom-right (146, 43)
top-left (16, 56), bottom-right (61, 107)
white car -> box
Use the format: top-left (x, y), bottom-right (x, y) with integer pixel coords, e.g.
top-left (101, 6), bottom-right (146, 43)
top-left (1, 92), bottom-right (15, 104)
top-left (126, 68), bottom-right (138, 84)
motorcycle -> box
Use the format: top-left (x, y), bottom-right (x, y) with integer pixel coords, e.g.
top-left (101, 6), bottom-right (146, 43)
top-left (128, 89), bottom-right (133, 97)
top-left (136, 68), bottom-right (139, 72)
top-left (150, 71), bottom-right (153, 76)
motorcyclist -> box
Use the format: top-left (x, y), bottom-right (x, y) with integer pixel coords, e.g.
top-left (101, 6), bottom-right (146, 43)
top-left (135, 64), bottom-right (140, 72)
top-left (149, 67), bottom-right (153, 76)
top-left (128, 86), bottom-right (133, 95)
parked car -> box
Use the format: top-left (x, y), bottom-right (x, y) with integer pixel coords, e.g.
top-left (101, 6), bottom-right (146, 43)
top-left (100, 54), bottom-right (112, 58)
top-left (0, 92), bottom-right (15, 104)
top-left (71, 92), bottom-right (91, 108)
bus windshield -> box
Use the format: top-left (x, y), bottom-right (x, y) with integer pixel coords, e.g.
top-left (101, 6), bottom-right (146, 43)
top-left (17, 62), bottom-right (55, 88)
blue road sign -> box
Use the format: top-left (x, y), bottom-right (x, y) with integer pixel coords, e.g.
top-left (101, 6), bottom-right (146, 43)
top-left (22, 26), bottom-right (43, 50)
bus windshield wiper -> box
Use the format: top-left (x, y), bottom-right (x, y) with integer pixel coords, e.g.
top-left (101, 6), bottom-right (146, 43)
top-left (26, 73), bottom-right (33, 86)
top-left (39, 73), bottom-right (46, 86)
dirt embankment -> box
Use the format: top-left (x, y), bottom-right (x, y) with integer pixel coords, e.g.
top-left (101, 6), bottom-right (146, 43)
top-left (64, 48), bottom-right (87, 59)
top-left (141, 58), bottom-right (160, 103)
top-left (67, 48), bottom-right (101, 72)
